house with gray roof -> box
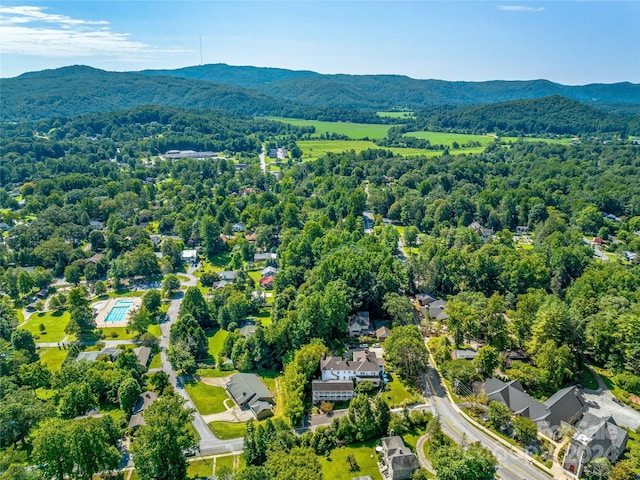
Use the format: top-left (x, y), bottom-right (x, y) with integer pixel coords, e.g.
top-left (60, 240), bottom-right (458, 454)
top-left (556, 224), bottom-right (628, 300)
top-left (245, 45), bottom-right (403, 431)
top-left (453, 349), bottom-right (478, 361)
top-left (380, 436), bottom-right (419, 480)
top-left (311, 380), bottom-right (355, 403)
top-left (348, 311), bottom-right (372, 337)
top-left (484, 378), bottom-right (585, 438)
top-left (226, 373), bottom-right (274, 420)
top-left (76, 346), bottom-right (121, 363)
top-left (134, 346), bottom-right (152, 368)
top-left (128, 391), bottom-right (158, 429)
top-left (320, 350), bottom-right (384, 386)
top-left (254, 252), bottom-right (277, 262)
top-left (562, 413), bottom-right (628, 477)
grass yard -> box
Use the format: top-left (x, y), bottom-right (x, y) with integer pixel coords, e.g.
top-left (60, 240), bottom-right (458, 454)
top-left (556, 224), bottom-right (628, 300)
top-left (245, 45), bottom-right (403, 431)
top-left (265, 117), bottom-right (392, 140)
top-left (215, 454), bottom-right (241, 475)
top-left (208, 421), bottom-right (248, 440)
top-left (206, 328), bottom-right (228, 359)
top-left (149, 353), bottom-right (162, 369)
top-left (39, 347), bottom-right (69, 371)
top-left (148, 322), bottom-right (162, 337)
top-left (578, 367), bottom-right (599, 391)
top-left (382, 374), bottom-right (421, 407)
top-left (320, 440), bottom-right (383, 480)
top-left (197, 367), bottom-right (238, 378)
top-left (99, 326), bottom-right (137, 340)
top-left (253, 308), bottom-right (272, 326)
top-left (254, 369), bottom-right (279, 391)
top-left (22, 310), bottom-right (70, 342)
top-left (184, 381), bottom-right (229, 415)
top-left (187, 458), bottom-right (213, 479)
top-left (404, 130), bottom-right (496, 148)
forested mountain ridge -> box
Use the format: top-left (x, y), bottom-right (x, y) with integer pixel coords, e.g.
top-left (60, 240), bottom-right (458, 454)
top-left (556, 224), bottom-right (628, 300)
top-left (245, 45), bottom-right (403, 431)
top-left (140, 63), bottom-right (640, 111)
top-left (3, 64), bottom-right (640, 122)
top-left (415, 96), bottom-right (640, 136)
top-left (0, 66), bottom-right (297, 122)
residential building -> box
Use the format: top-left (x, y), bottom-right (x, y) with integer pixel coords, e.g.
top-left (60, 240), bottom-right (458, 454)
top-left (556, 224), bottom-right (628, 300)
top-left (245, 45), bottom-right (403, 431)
top-left (515, 226), bottom-right (529, 235)
top-left (181, 249), bottom-right (198, 264)
top-left (348, 311), bottom-right (372, 337)
top-left (484, 378), bottom-right (585, 438)
top-left (562, 413), bottom-right (628, 477)
top-left (219, 271), bottom-right (239, 281)
top-left (76, 347), bottom-right (121, 363)
top-left (259, 275), bottom-right (275, 290)
top-left (134, 346), bottom-right (152, 368)
top-left (320, 350), bottom-right (384, 386)
top-left (226, 373), bottom-right (274, 420)
top-left (375, 326), bottom-right (391, 341)
top-left (128, 391), bottom-right (159, 429)
top-left (380, 436), bottom-right (419, 480)
top-left (428, 300), bottom-right (448, 321)
top-left (453, 349), bottom-right (478, 361)
top-left (261, 266), bottom-right (279, 277)
top-left (232, 223), bottom-right (245, 233)
top-left (311, 380), bottom-right (355, 403)
top-left (469, 221), bottom-right (494, 239)
top-left (254, 252), bottom-right (278, 262)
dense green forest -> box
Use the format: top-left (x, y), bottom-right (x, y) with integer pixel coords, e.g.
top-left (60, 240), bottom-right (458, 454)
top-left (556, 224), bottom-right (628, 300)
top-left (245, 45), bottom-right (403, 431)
top-left (1, 105), bottom-right (640, 479)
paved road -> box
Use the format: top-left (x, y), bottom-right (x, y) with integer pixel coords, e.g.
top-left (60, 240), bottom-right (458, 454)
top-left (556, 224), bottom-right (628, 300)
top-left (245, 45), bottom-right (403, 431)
top-left (159, 268), bottom-right (244, 455)
top-left (423, 363), bottom-right (554, 480)
top-left (259, 145), bottom-right (266, 174)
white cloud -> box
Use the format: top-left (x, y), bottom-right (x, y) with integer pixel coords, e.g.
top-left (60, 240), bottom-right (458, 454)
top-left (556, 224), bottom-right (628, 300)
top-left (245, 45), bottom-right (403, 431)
top-left (499, 5), bottom-right (545, 12)
top-left (0, 5), bottom-right (188, 59)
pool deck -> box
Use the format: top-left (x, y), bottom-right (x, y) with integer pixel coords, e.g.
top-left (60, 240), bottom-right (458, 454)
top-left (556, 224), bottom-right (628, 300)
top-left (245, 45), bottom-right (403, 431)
top-left (92, 297), bottom-right (142, 328)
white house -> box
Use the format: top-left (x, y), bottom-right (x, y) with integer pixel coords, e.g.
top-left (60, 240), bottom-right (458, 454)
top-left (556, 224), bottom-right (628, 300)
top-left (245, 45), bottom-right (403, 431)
top-left (320, 350), bottom-right (384, 386)
top-left (181, 249), bottom-right (198, 264)
top-left (232, 223), bottom-right (245, 233)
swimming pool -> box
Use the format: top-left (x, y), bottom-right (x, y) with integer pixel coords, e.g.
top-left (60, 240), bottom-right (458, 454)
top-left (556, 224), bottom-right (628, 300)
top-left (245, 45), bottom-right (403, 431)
top-left (104, 300), bottom-right (135, 323)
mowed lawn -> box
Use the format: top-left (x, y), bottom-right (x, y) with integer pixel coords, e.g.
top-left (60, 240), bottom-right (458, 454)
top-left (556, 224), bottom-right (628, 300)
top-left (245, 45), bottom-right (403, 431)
top-left (39, 347), bottom-right (69, 371)
top-left (207, 328), bottom-right (229, 359)
top-left (406, 130), bottom-right (572, 147)
top-left (187, 458), bottom-right (213, 478)
top-left (22, 310), bottom-right (70, 342)
top-left (184, 381), bottom-right (229, 415)
top-left (208, 421), bottom-right (248, 440)
top-left (382, 374), bottom-right (421, 407)
top-left (320, 441), bottom-right (383, 480)
top-left (265, 117), bottom-right (392, 140)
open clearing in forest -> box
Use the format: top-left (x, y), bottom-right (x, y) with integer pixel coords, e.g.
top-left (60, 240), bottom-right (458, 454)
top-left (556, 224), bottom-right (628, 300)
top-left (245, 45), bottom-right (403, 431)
top-left (405, 130), bottom-right (574, 147)
top-left (296, 140), bottom-right (441, 162)
top-left (266, 117), bottom-right (392, 140)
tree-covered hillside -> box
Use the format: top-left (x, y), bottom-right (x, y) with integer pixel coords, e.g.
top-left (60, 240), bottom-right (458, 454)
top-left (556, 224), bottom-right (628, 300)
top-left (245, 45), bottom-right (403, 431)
top-left (0, 66), bottom-right (296, 122)
top-left (415, 96), bottom-right (640, 136)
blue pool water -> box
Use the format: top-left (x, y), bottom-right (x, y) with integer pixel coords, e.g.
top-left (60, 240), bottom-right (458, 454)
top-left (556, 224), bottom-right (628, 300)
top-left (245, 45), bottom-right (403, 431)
top-left (104, 300), bottom-right (135, 323)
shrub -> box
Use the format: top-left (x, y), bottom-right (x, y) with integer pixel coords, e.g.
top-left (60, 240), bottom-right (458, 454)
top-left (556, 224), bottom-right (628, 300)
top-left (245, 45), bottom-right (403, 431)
top-left (614, 373), bottom-right (640, 395)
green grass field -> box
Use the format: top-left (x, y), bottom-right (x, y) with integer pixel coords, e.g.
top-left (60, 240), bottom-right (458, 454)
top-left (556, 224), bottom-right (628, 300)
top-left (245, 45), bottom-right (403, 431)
top-left (22, 310), bottom-right (70, 342)
top-left (39, 347), bottom-right (68, 371)
top-left (99, 326), bottom-right (137, 340)
top-left (215, 454), bottom-right (242, 475)
top-left (296, 139), bottom-right (439, 162)
top-left (266, 117), bottom-right (392, 140)
top-left (208, 421), bottom-right (248, 440)
top-left (319, 440), bottom-right (382, 480)
top-left (405, 130), bottom-right (573, 147)
top-left (382, 374), bottom-right (421, 407)
top-left (184, 381), bottom-right (229, 415)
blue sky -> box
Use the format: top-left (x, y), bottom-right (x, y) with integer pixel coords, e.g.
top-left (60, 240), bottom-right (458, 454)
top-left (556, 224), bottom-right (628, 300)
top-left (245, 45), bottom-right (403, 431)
top-left (1, 1), bottom-right (638, 84)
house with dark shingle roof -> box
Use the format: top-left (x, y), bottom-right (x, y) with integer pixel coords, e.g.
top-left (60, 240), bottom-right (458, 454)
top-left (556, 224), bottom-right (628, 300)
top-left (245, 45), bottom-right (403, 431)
top-left (226, 373), bottom-right (274, 420)
top-left (484, 378), bottom-right (585, 438)
top-left (128, 391), bottom-right (158, 429)
top-left (348, 311), bottom-right (372, 337)
top-left (380, 436), bottom-right (419, 480)
top-left (134, 346), bottom-right (152, 368)
top-left (562, 413), bottom-right (628, 477)
top-left (375, 326), bottom-right (391, 341)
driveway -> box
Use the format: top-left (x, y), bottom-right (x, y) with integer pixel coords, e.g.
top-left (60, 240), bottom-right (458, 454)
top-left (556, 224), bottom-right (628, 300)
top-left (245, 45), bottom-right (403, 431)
top-left (581, 371), bottom-right (640, 430)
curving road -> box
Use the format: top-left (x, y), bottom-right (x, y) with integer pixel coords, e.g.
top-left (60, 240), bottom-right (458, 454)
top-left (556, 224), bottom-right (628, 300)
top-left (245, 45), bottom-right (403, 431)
top-left (159, 267), bottom-right (243, 455)
top-left (423, 362), bottom-right (555, 480)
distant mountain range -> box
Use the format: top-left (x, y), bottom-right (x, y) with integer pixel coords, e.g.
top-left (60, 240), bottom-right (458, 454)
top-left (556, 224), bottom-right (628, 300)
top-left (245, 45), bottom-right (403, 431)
top-left (2, 63), bottom-right (639, 123)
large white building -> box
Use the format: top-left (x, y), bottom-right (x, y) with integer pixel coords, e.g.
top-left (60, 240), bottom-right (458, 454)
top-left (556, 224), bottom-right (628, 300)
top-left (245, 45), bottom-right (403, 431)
top-left (320, 350), bottom-right (384, 386)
